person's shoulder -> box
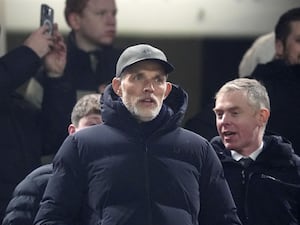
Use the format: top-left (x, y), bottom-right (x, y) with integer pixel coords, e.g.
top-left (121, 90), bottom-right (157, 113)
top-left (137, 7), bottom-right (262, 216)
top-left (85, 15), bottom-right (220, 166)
top-left (27, 164), bottom-right (53, 178)
top-left (210, 135), bottom-right (222, 144)
top-left (252, 32), bottom-right (275, 49)
top-left (178, 127), bottom-right (215, 151)
top-left (239, 32), bottom-right (275, 77)
top-left (210, 136), bottom-right (224, 151)
top-left (268, 135), bottom-right (300, 168)
top-left (180, 127), bottom-right (208, 140)
top-left (1, 45), bottom-right (40, 64)
top-left (71, 124), bottom-right (107, 144)
top-left (263, 135), bottom-right (299, 159)
top-left (2, 164), bottom-right (52, 225)
top-left (175, 128), bottom-right (222, 163)
top-left (75, 124), bottom-right (103, 136)
top-left (21, 164), bottom-right (52, 181)
top-left (250, 60), bottom-right (285, 79)
top-left (13, 164), bottom-right (52, 196)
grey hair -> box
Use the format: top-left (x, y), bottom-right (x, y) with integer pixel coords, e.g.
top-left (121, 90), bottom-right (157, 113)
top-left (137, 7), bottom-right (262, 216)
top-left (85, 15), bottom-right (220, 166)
top-left (215, 78), bottom-right (270, 111)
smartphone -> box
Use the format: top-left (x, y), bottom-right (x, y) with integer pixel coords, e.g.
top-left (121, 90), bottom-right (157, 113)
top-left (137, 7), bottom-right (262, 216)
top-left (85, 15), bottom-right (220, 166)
top-left (40, 4), bottom-right (54, 35)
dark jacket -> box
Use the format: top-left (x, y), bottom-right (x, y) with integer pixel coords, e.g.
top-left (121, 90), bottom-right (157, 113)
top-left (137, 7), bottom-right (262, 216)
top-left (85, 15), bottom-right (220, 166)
top-left (250, 60), bottom-right (300, 156)
top-left (184, 101), bottom-right (218, 140)
top-left (2, 164), bottom-right (52, 225)
top-left (37, 32), bottom-right (122, 154)
top-left (211, 135), bottom-right (300, 225)
top-left (34, 84), bottom-right (241, 225)
top-left (0, 46), bottom-right (43, 223)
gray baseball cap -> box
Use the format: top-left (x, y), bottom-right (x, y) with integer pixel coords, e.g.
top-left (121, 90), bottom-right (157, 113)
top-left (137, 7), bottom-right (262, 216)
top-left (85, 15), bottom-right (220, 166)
top-left (115, 44), bottom-right (174, 77)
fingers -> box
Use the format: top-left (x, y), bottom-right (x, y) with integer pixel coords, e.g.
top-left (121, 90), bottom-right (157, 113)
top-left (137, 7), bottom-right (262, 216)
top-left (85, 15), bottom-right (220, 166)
top-left (24, 24), bottom-right (63, 58)
top-left (52, 24), bottom-right (66, 52)
top-left (39, 24), bottom-right (52, 38)
top-left (53, 23), bottom-right (58, 32)
top-left (26, 23), bottom-right (66, 58)
top-left (52, 23), bottom-right (60, 38)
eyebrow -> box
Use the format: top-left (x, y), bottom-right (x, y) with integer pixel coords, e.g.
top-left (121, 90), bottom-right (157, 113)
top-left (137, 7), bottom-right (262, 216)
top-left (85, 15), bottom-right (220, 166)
top-left (213, 106), bottom-right (240, 112)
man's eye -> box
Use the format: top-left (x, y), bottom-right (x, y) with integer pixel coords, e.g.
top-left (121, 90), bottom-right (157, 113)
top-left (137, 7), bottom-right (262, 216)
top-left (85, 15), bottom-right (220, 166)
top-left (215, 112), bottom-right (223, 119)
top-left (155, 77), bottom-right (164, 83)
top-left (96, 11), bottom-right (106, 16)
top-left (232, 111), bottom-right (239, 116)
top-left (134, 75), bottom-right (142, 80)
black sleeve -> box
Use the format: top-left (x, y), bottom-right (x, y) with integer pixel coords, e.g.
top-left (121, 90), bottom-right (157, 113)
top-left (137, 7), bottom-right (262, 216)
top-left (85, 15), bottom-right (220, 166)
top-left (40, 74), bottom-right (76, 155)
top-left (0, 46), bottom-right (41, 97)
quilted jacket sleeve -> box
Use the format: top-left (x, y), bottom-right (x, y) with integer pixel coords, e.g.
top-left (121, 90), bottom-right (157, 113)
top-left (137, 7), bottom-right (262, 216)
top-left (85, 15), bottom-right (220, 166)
top-left (2, 164), bottom-right (52, 225)
top-left (34, 136), bottom-right (84, 225)
top-left (198, 141), bottom-right (241, 225)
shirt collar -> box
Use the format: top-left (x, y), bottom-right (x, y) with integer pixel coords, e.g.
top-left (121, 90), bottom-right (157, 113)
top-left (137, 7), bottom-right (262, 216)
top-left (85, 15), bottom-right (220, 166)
top-left (231, 142), bottom-right (264, 161)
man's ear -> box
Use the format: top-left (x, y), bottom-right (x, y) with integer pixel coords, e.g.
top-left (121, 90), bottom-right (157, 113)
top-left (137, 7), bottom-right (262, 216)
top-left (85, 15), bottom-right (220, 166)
top-left (163, 82), bottom-right (172, 100)
top-left (68, 124), bottom-right (77, 135)
top-left (275, 39), bottom-right (284, 59)
top-left (112, 77), bottom-right (122, 96)
top-left (258, 108), bottom-right (270, 127)
top-left (68, 13), bottom-right (81, 30)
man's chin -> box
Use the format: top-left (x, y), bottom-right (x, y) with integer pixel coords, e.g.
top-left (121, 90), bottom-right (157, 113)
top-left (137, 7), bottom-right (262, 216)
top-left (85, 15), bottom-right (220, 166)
top-left (224, 142), bottom-right (235, 150)
top-left (98, 38), bottom-right (114, 46)
top-left (135, 111), bottom-right (159, 122)
top-left (138, 112), bottom-right (157, 121)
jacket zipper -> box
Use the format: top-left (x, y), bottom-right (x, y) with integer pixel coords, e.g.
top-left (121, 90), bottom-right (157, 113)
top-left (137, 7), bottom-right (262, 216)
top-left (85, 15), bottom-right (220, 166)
top-left (242, 170), bottom-right (254, 225)
top-left (144, 144), bottom-right (152, 225)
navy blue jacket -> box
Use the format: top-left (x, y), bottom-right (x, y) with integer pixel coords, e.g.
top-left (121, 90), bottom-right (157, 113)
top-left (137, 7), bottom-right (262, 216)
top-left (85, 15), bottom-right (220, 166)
top-left (211, 135), bottom-right (300, 225)
top-left (2, 164), bottom-right (52, 225)
top-left (250, 60), bottom-right (300, 156)
top-left (34, 84), bottom-right (241, 225)
top-left (0, 46), bottom-right (42, 222)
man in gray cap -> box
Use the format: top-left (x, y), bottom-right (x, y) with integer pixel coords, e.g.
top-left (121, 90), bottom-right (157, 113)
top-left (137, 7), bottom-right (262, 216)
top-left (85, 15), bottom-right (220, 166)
top-left (35, 44), bottom-right (241, 225)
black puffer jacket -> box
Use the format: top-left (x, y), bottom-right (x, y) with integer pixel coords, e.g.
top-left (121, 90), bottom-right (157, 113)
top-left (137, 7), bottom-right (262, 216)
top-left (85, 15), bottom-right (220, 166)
top-left (0, 46), bottom-right (42, 223)
top-left (34, 84), bottom-right (241, 225)
top-left (211, 135), bottom-right (300, 225)
top-left (250, 60), bottom-right (300, 156)
top-left (2, 164), bottom-right (52, 225)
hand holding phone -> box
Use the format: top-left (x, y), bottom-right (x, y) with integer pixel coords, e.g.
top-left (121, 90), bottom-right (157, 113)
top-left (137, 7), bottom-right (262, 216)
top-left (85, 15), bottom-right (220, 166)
top-left (40, 4), bottom-right (54, 35)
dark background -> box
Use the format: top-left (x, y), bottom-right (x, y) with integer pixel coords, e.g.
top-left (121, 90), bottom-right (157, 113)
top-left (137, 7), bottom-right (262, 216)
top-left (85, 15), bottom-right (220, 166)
top-left (7, 32), bottom-right (253, 123)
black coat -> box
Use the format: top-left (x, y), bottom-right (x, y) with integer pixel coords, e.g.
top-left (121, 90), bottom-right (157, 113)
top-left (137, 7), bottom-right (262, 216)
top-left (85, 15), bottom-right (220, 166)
top-left (2, 164), bottom-right (52, 225)
top-left (0, 46), bottom-right (42, 222)
top-left (211, 135), bottom-right (300, 225)
top-left (34, 84), bottom-right (241, 225)
top-left (250, 60), bottom-right (300, 156)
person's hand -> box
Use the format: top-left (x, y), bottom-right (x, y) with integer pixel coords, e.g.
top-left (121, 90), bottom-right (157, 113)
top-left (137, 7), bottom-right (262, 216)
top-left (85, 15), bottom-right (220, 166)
top-left (23, 25), bottom-right (53, 58)
top-left (44, 24), bottom-right (67, 77)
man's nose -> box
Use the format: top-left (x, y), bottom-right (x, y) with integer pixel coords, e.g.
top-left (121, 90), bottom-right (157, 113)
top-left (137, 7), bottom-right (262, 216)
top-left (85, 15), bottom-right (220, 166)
top-left (106, 13), bottom-right (116, 25)
top-left (143, 81), bottom-right (155, 92)
top-left (220, 113), bottom-right (231, 124)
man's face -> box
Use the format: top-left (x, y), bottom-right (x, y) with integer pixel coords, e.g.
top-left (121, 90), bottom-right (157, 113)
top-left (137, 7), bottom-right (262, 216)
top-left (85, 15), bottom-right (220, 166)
top-left (213, 90), bottom-right (263, 154)
top-left (113, 60), bottom-right (172, 122)
top-left (69, 113), bottom-right (102, 135)
top-left (77, 114), bottom-right (103, 131)
top-left (276, 21), bottom-right (300, 64)
top-left (75, 0), bottom-right (117, 48)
